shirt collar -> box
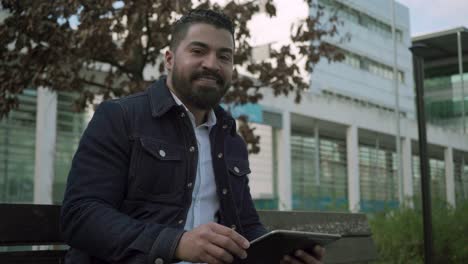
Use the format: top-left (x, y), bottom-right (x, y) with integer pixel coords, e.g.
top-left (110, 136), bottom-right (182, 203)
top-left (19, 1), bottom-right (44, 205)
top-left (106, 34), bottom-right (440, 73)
top-left (169, 90), bottom-right (217, 129)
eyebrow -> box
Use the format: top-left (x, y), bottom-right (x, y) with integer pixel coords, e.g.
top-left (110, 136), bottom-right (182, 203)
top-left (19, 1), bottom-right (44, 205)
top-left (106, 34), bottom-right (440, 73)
top-left (188, 41), bottom-right (233, 54)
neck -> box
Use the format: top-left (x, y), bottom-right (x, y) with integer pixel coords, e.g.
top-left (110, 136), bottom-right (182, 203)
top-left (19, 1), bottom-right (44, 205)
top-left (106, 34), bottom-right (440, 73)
top-left (187, 106), bottom-right (208, 127)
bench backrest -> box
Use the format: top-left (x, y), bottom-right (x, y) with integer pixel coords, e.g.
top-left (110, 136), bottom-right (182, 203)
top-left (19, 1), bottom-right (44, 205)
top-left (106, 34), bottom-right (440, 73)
top-left (0, 204), bottom-right (66, 264)
top-left (0, 204), bottom-right (64, 246)
top-left (0, 204), bottom-right (378, 263)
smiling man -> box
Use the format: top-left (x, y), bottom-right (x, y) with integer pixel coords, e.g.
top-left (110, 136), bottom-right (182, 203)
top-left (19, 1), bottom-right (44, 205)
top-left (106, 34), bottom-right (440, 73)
top-left (61, 9), bottom-right (324, 264)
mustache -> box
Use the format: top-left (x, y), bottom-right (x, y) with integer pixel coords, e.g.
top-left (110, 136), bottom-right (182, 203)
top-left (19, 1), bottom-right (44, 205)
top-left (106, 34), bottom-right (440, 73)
top-left (191, 70), bottom-right (224, 84)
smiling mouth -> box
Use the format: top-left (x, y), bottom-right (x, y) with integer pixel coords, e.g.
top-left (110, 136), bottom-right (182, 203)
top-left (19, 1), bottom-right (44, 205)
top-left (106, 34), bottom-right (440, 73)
top-left (194, 76), bottom-right (221, 85)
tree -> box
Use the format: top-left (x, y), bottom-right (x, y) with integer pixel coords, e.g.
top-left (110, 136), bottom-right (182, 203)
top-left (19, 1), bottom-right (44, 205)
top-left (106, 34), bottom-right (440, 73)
top-left (0, 0), bottom-right (347, 153)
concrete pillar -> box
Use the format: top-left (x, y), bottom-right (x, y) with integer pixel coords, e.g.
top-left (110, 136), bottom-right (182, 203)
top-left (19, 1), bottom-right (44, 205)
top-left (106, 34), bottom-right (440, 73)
top-left (34, 87), bottom-right (57, 204)
top-left (444, 147), bottom-right (455, 207)
top-left (277, 111), bottom-right (292, 210)
top-left (402, 137), bottom-right (414, 207)
top-left (347, 125), bottom-right (360, 212)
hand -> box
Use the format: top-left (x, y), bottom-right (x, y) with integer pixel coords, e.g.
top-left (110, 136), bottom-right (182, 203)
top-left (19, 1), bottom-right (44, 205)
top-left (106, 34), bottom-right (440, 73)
top-left (174, 222), bottom-right (250, 264)
top-left (280, 245), bottom-right (326, 264)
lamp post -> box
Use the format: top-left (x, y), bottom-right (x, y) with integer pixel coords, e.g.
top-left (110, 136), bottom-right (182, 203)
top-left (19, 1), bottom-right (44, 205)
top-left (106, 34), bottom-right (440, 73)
top-left (409, 43), bottom-right (433, 264)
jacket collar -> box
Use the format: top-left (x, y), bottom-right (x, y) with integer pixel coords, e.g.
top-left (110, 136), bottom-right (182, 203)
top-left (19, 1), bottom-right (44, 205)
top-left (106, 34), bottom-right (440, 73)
top-left (213, 105), bottom-right (237, 136)
top-left (148, 76), bottom-right (178, 118)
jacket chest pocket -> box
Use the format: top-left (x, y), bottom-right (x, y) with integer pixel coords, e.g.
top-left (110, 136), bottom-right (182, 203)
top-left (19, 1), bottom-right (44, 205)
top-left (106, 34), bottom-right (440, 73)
top-left (227, 159), bottom-right (251, 210)
top-left (131, 137), bottom-right (185, 198)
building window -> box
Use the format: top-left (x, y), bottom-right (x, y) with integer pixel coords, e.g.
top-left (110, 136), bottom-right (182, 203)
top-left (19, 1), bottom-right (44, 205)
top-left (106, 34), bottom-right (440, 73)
top-left (319, 0), bottom-right (404, 42)
top-left (454, 156), bottom-right (468, 203)
top-left (0, 89), bottom-right (37, 203)
top-left (340, 48), bottom-right (405, 83)
top-left (53, 92), bottom-right (87, 204)
top-left (359, 144), bottom-right (399, 212)
top-left (412, 156), bottom-right (446, 208)
top-left (249, 123), bottom-right (278, 209)
top-left (291, 132), bottom-right (348, 212)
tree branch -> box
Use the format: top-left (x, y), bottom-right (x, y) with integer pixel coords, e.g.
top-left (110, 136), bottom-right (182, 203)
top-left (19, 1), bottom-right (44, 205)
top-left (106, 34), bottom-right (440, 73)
top-left (143, 0), bottom-right (151, 65)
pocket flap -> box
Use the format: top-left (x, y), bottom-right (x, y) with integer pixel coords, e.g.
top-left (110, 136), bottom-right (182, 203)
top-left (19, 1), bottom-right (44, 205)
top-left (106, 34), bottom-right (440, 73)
top-left (140, 137), bottom-right (182, 161)
top-left (227, 159), bottom-right (251, 176)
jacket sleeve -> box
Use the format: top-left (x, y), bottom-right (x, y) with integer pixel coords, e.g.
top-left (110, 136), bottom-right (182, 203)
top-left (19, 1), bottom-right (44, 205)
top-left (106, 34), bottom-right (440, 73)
top-left (60, 100), bottom-right (184, 264)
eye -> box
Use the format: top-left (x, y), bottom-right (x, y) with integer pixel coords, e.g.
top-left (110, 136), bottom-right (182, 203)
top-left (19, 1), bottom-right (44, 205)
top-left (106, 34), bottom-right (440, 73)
top-left (219, 54), bottom-right (232, 62)
top-left (191, 48), bottom-right (204, 55)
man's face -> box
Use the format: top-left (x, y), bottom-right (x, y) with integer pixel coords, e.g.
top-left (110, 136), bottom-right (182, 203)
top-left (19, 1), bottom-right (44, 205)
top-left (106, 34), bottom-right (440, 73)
top-left (165, 23), bottom-right (234, 110)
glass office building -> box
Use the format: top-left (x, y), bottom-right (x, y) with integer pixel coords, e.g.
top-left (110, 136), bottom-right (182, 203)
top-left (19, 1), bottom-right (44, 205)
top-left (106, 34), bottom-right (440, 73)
top-left (413, 27), bottom-right (468, 134)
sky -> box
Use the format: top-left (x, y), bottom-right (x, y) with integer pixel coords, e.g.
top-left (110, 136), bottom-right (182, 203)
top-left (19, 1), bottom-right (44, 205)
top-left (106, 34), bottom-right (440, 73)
top-left (397, 0), bottom-right (468, 36)
top-left (245, 0), bottom-right (468, 46)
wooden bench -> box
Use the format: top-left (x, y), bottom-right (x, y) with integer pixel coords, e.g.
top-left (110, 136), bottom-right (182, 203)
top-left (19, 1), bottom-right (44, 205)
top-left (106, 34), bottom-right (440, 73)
top-left (0, 204), bottom-right (378, 263)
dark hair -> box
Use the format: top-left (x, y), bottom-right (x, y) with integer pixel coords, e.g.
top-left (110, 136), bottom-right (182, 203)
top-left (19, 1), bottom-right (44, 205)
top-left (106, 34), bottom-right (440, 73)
top-left (170, 9), bottom-right (235, 51)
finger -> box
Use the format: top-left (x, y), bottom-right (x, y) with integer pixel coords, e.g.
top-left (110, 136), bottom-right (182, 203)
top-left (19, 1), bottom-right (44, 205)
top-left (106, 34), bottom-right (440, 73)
top-left (204, 243), bottom-right (234, 263)
top-left (210, 223), bottom-right (250, 249)
top-left (201, 251), bottom-right (226, 264)
top-left (282, 255), bottom-right (303, 264)
top-left (295, 250), bottom-right (320, 264)
top-left (313, 245), bottom-right (326, 260)
top-left (210, 232), bottom-right (247, 259)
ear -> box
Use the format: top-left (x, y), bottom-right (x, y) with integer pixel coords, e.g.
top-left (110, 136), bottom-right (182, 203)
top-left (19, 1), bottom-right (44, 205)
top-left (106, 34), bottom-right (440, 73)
top-left (165, 50), bottom-right (174, 72)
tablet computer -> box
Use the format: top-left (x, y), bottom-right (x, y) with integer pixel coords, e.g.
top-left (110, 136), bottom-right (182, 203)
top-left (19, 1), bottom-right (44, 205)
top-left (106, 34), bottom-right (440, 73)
top-left (240, 230), bottom-right (341, 264)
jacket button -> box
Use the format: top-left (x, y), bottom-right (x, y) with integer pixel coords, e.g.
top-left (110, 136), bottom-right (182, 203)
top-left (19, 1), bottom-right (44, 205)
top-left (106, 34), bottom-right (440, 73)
top-left (233, 166), bottom-right (240, 173)
top-left (217, 153), bottom-right (223, 159)
top-left (180, 112), bottom-right (185, 118)
top-left (222, 124), bottom-right (228, 129)
top-left (159, 149), bottom-right (166, 157)
top-left (187, 182), bottom-right (193, 188)
top-left (154, 258), bottom-right (164, 264)
top-left (178, 219), bottom-right (184, 224)
top-left (222, 188), bottom-right (228, 195)
top-left (189, 146), bottom-right (195, 152)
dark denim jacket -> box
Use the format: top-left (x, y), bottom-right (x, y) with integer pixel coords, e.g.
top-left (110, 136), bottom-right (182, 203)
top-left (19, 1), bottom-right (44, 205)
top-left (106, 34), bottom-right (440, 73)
top-left (60, 76), bottom-right (267, 264)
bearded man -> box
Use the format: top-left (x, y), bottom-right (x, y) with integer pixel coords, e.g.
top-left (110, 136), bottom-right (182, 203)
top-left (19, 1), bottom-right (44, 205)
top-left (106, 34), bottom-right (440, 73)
top-left (61, 8), bottom-right (324, 264)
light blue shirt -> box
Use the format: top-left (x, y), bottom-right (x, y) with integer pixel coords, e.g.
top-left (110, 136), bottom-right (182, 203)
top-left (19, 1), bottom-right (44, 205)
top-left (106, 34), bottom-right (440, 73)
top-left (171, 92), bottom-right (219, 264)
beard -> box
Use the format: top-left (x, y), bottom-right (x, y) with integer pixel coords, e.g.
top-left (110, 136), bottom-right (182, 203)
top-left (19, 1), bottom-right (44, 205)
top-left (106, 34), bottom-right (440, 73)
top-left (170, 63), bottom-right (230, 110)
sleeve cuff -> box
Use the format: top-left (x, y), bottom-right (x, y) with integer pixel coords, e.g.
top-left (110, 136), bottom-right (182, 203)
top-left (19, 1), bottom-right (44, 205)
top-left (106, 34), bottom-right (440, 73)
top-left (147, 227), bottom-right (185, 264)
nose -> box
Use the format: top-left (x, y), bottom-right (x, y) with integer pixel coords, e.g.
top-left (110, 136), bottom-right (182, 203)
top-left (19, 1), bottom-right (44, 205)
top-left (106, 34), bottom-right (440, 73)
top-left (201, 52), bottom-right (220, 72)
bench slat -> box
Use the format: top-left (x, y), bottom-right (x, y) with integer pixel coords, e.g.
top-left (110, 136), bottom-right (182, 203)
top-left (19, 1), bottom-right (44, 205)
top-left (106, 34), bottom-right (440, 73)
top-left (0, 250), bottom-right (66, 264)
top-left (0, 204), bottom-right (64, 246)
